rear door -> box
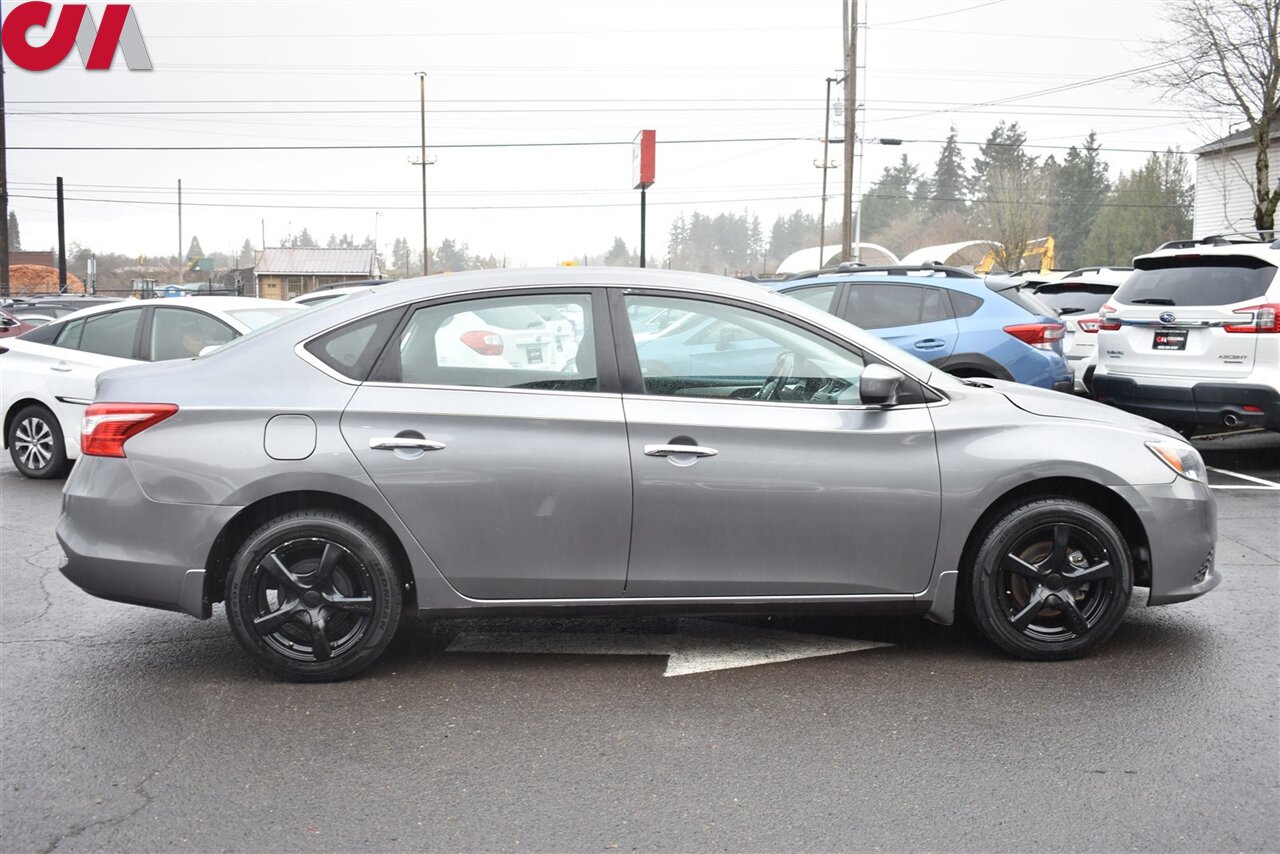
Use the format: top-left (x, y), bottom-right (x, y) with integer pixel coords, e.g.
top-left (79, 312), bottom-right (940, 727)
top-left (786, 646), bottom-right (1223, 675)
top-left (1102, 256), bottom-right (1275, 379)
top-left (841, 283), bottom-right (959, 362)
top-left (42, 308), bottom-right (145, 447)
top-left (340, 289), bottom-right (633, 600)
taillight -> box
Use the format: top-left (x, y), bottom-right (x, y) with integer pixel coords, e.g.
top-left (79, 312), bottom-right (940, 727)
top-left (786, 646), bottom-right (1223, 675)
top-left (460, 330), bottom-right (504, 356)
top-left (1076, 315), bottom-right (1101, 333)
top-left (1003, 322), bottom-right (1065, 350)
top-left (1224, 303), bottom-right (1280, 334)
top-left (81, 403), bottom-right (178, 458)
top-left (1097, 303), bottom-right (1121, 331)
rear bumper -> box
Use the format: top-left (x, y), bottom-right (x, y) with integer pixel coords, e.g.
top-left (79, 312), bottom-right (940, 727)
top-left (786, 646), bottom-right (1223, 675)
top-left (1118, 478), bottom-right (1219, 606)
top-left (56, 456), bottom-right (241, 619)
top-left (1094, 376), bottom-right (1280, 430)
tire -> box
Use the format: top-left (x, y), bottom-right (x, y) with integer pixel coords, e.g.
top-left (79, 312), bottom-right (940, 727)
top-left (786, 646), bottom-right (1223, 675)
top-left (225, 510), bottom-right (403, 682)
top-left (965, 497), bottom-right (1133, 661)
top-left (7, 404), bottom-right (71, 479)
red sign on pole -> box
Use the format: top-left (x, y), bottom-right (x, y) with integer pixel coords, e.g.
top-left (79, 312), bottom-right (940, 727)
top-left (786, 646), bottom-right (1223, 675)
top-left (633, 130), bottom-right (656, 189)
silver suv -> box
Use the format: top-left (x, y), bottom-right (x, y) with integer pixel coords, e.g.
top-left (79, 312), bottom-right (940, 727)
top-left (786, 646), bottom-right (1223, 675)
top-left (1093, 236), bottom-right (1280, 435)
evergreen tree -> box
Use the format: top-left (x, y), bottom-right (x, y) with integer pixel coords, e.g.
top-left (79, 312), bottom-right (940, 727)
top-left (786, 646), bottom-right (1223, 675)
top-left (7, 212), bottom-right (20, 251)
top-left (860, 154), bottom-right (922, 236)
top-left (185, 236), bottom-right (204, 261)
top-left (296, 228), bottom-right (318, 248)
top-left (970, 121), bottom-right (1037, 203)
top-left (238, 239), bottom-right (255, 267)
top-left (605, 237), bottom-right (631, 266)
top-left (1081, 150), bottom-right (1193, 266)
top-left (1048, 131), bottom-right (1111, 268)
top-left (929, 126), bottom-right (968, 214)
top-left (392, 237), bottom-right (411, 276)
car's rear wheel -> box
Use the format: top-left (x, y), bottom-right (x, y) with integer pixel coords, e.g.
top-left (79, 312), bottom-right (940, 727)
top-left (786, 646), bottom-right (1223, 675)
top-left (966, 498), bottom-right (1132, 660)
top-left (226, 510), bottom-right (403, 682)
top-left (7, 404), bottom-right (71, 479)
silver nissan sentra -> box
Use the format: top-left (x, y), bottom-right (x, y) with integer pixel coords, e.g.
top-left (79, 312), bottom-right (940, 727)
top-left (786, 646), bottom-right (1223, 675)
top-left (56, 268), bottom-right (1218, 681)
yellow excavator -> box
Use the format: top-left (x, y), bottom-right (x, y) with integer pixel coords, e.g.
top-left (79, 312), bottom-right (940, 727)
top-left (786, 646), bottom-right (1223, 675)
top-left (974, 236), bottom-right (1055, 274)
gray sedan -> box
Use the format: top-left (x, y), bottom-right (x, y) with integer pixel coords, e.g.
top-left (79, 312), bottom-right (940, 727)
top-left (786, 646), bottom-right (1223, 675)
top-left (56, 268), bottom-right (1218, 681)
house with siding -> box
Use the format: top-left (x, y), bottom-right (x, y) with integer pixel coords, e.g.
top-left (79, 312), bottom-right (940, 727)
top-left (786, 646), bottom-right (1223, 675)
top-left (1193, 127), bottom-right (1280, 238)
top-left (254, 248), bottom-right (381, 301)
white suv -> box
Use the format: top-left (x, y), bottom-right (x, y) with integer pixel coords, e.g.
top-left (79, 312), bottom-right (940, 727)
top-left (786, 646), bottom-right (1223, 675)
top-left (1092, 237), bottom-right (1280, 435)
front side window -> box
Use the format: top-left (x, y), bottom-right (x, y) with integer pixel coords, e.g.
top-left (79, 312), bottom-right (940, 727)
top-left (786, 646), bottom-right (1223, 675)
top-left (150, 308), bottom-right (236, 360)
top-left (73, 309), bottom-right (142, 359)
top-left (626, 295), bottom-right (866, 405)
top-left (376, 293), bottom-right (597, 392)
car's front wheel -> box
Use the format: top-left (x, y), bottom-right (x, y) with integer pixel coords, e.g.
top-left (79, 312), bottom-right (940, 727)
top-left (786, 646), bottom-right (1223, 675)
top-left (7, 404), bottom-right (71, 479)
top-left (966, 498), bottom-right (1133, 660)
top-left (226, 510), bottom-right (403, 681)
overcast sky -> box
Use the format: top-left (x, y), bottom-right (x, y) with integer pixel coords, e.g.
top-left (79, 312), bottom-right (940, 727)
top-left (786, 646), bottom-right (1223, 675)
top-left (3, 0), bottom-right (1238, 268)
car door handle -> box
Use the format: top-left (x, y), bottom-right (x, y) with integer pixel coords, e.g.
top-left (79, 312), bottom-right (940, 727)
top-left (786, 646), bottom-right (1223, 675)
top-left (644, 444), bottom-right (719, 458)
top-left (370, 437), bottom-right (446, 451)
top-left (913, 339), bottom-right (946, 350)
top-left (49, 364), bottom-right (72, 372)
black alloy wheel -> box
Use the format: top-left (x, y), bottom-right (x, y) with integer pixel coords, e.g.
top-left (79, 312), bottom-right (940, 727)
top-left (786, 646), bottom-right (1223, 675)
top-left (7, 404), bottom-right (71, 479)
top-left (226, 511), bottom-right (403, 681)
top-left (967, 498), bottom-right (1133, 660)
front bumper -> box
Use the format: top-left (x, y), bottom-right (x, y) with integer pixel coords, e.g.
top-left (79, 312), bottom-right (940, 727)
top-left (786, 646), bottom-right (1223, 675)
top-left (57, 456), bottom-right (241, 619)
top-left (1094, 376), bottom-right (1280, 430)
top-left (1118, 477), bottom-right (1219, 606)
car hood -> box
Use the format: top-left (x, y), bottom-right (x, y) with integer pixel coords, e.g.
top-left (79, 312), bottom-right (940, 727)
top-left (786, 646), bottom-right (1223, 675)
top-left (986, 379), bottom-right (1183, 439)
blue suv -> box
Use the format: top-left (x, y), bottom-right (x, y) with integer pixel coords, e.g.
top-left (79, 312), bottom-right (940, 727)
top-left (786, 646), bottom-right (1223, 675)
top-left (774, 266), bottom-right (1072, 390)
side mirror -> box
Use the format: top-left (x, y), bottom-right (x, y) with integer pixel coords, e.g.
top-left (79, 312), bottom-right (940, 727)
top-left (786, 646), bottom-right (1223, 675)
top-left (860, 364), bottom-right (906, 406)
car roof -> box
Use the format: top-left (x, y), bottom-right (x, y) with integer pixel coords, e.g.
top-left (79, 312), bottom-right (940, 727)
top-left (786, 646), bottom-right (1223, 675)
top-left (1135, 241), bottom-right (1280, 265)
top-left (39, 296), bottom-right (303, 326)
top-left (292, 286), bottom-right (376, 301)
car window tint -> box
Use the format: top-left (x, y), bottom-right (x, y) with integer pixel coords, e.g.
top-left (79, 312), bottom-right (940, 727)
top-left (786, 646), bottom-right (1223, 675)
top-left (1030, 284), bottom-right (1115, 315)
top-left (948, 291), bottom-right (984, 318)
top-left (845, 284), bottom-right (945, 330)
top-left (77, 310), bottom-right (142, 359)
top-left (305, 308), bottom-right (404, 381)
top-left (54, 318), bottom-right (84, 349)
top-left (386, 294), bottom-right (596, 392)
top-left (1116, 257), bottom-right (1274, 306)
top-left (786, 285), bottom-right (838, 313)
top-left (625, 295), bottom-right (866, 405)
top-left (150, 308), bottom-right (237, 361)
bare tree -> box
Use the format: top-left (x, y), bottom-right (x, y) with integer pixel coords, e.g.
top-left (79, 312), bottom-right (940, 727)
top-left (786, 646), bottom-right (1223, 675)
top-left (1148, 0), bottom-right (1280, 232)
top-left (979, 166), bottom-right (1050, 273)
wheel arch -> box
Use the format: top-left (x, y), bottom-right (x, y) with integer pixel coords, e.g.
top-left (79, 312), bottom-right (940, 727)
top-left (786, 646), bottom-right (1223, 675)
top-left (3, 397), bottom-right (57, 450)
top-left (959, 476), bottom-right (1152, 589)
top-left (204, 490), bottom-right (419, 613)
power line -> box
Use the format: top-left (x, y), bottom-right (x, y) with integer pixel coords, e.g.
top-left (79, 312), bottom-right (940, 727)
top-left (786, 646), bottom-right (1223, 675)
top-left (6, 135), bottom-right (810, 152)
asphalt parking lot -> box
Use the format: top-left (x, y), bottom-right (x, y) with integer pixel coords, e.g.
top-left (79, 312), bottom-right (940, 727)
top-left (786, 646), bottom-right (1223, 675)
top-left (1, 431), bottom-right (1277, 853)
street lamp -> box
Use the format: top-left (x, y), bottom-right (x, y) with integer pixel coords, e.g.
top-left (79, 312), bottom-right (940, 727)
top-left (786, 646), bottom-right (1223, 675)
top-left (853, 136), bottom-right (902, 263)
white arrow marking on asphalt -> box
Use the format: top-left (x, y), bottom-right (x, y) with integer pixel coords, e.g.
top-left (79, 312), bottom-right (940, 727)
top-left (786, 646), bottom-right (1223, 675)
top-left (445, 619), bottom-right (892, 676)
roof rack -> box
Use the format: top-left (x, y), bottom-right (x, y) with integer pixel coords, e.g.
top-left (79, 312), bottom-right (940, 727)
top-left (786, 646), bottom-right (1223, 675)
top-left (786, 263), bottom-right (980, 282)
top-left (1156, 231), bottom-right (1280, 251)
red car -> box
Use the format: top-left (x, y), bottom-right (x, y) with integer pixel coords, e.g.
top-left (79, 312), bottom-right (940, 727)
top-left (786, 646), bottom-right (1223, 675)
top-left (0, 310), bottom-right (38, 339)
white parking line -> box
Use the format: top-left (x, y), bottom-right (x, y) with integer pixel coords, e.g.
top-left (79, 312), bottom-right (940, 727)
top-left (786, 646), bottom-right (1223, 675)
top-left (1207, 466), bottom-right (1280, 491)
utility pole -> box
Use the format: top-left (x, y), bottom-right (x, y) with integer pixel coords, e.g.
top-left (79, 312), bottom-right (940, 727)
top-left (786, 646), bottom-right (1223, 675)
top-left (816, 75), bottom-right (843, 271)
top-left (841, 0), bottom-right (857, 262)
top-left (411, 72), bottom-right (436, 276)
top-left (0, 60), bottom-right (9, 298)
top-left (56, 177), bottom-right (66, 293)
top-left (177, 179), bottom-right (184, 285)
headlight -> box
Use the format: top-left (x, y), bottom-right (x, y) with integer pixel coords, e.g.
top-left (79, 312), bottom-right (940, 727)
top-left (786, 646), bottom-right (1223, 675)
top-left (1146, 440), bottom-right (1207, 482)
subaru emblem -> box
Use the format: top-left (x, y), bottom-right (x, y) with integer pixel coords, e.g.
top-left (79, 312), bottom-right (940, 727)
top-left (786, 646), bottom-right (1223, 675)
top-left (1159, 311), bottom-right (1176, 324)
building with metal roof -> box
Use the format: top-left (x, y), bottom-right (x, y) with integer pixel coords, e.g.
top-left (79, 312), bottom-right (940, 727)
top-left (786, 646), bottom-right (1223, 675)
top-left (254, 248), bottom-right (382, 300)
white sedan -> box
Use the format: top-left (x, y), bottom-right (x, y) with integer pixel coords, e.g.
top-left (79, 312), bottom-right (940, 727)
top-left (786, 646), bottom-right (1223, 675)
top-left (1, 296), bottom-right (303, 478)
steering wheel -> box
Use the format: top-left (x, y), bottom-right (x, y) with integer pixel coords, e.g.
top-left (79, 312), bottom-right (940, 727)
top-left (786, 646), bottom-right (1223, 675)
top-left (757, 351), bottom-right (797, 401)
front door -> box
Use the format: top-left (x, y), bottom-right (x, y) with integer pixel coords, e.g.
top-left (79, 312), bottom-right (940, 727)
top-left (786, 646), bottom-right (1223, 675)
top-left (618, 293), bottom-right (943, 598)
top-left (341, 290), bottom-right (632, 600)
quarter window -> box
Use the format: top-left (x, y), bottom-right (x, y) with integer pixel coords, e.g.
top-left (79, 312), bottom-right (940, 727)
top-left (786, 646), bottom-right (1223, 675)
top-left (305, 308), bottom-right (404, 381)
top-left (378, 294), bottom-right (597, 392)
top-left (625, 295), bottom-right (867, 405)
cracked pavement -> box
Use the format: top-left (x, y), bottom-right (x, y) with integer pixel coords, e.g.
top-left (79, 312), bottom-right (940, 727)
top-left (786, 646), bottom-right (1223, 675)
top-left (1, 434), bottom-right (1277, 853)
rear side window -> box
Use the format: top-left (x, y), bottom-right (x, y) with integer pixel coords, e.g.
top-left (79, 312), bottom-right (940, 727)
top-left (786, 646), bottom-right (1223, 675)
top-left (988, 281), bottom-right (1055, 317)
top-left (77, 309), bottom-right (142, 359)
top-left (785, 285), bottom-right (839, 313)
top-left (845, 284), bottom-right (949, 330)
top-left (1117, 257), bottom-right (1276, 306)
top-left (305, 308), bottom-right (404, 380)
